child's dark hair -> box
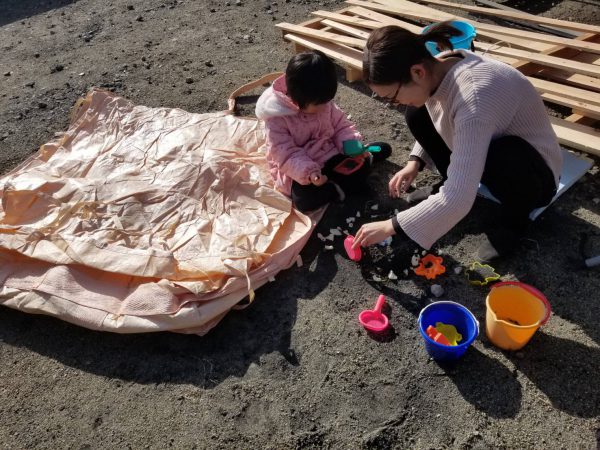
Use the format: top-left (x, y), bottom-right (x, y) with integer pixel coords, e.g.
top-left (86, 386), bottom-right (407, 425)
top-left (363, 22), bottom-right (462, 85)
top-left (285, 50), bottom-right (337, 109)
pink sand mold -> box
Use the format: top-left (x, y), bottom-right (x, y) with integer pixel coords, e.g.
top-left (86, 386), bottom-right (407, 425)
top-left (344, 235), bottom-right (362, 261)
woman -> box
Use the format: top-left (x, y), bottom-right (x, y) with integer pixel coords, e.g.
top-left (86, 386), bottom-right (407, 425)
top-left (353, 23), bottom-right (562, 261)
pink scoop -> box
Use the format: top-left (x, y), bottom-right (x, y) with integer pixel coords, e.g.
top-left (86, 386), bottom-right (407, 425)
top-left (344, 235), bottom-right (362, 261)
top-left (359, 295), bottom-right (389, 333)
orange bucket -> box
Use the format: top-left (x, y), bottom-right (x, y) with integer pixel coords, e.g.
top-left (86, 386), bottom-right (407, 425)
top-left (485, 281), bottom-right (551, 351)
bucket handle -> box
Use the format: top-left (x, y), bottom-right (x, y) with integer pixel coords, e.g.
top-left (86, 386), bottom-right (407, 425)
top-left (491, 281), bottom-right (551, 325)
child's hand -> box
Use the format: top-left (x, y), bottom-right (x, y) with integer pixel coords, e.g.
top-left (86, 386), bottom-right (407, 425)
top-left (310, 171), bottom-right (328, 186)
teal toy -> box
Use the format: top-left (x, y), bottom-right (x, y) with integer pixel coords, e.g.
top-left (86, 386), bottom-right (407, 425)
top-left (343, 140), bottom-right (382, 156)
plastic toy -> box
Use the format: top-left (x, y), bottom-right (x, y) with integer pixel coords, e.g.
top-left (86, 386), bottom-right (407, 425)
top-left (426, 325), bottom-right (451, 346)
top-left (342, 139), bottom-right (382, 156)
top-left (486, 281), bottom-right (551, 350)
top-left (344, 235), bottom-right (362, 261)
top-left (333, 156), bottom-right (365, 175)
top-left (434, 322), bottom-right (462, 346)
top-left (358, 294), bottom-right (389, 333)
top-left (465, 262), bottom-right (500, 286)
top-left (414, 254), bottom-right (446, 280)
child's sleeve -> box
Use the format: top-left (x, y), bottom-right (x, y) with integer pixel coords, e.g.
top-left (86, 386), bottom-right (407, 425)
top-left (266, 117), bottom-right (322, 185)
top-left (331, 103), bottom-right (362, 150)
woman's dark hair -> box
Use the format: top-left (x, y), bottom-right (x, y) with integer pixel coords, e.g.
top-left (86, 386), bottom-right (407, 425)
top-left (285, 50), bottom-right (337, 109)
top-left (363, 22), bottom-right (462, 85)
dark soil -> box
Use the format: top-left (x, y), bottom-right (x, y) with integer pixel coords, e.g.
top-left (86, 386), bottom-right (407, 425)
top-left (1, 0), bottom-right (599, 448)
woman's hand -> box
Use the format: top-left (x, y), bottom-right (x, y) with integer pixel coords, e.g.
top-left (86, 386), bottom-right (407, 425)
top-left (389, 161), bottom-right (419, 198)
top-left (353, 219), bottom-right (395, 248)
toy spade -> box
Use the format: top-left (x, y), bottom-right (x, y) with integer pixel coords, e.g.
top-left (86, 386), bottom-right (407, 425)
top-left (358, 295), bottom-right (389, 333)
top-left (342, 140), bottom-right (382, 157)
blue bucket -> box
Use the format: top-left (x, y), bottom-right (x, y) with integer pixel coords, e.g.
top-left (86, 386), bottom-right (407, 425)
top-left (418, 301), bottom-right (479, 362)
top-left (422, 20), bottom-right (476, 56)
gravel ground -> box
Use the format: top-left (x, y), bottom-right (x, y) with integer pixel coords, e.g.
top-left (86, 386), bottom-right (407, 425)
top-left (1, 0), bottom-right (599, 448)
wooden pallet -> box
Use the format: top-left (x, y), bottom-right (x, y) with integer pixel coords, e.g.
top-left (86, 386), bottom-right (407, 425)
top-left (276, 0), bottom-right (600, 157)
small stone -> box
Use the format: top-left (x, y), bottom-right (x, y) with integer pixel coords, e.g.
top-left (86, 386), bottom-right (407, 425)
top-left (185, 77), bottom-right (193, 84)
top-left (225, 1), bottom-right (230, 5)
top-left (127, 5), bottom-right (134, 10)
top-left (3, 71), bottom-right (11, 77)
top-left (243, 34), bottom-right (250, 41)
top-left (403, 269), bottom-right (409, 276)
top-left (453, 266), bottom-right (463, 275)
top-left (210, 8), bottom-right (216, 12)
top-left (34, 53), bottom-right (40, 58)
top-left (356, 211), bottom-right (361, 217)
top-left (421, 250), bottom-right (427, 256)
top-left (388, 270), bottom-right (398, 280)
top-left (324, 245), bottom-right (334, 251)
top-left (346, 114), bottom-right (352, 120)
top-left (431, 284), bottom-right (444, 297)
top-left (78, 72), bottom-right (85, 76)
top-left (136, 15), bottom-right (144, 21)
top-left (205, 60), bottom-right (213, 67)
top-left (411, 254), bottom-right (420, 267)
top-left (51, 64), bottom-right (64, 73)
top-left (370, 204), bottom-right (379, 211)
top-left (236, 0), bottom-right (242, 5)
top-left (329, 228), bottom-right (342, 236)
top-left (38, 102), bottom-right (48, 109)
top-left (25, 81), bottom-right (35, 87)
top-left (372, 274), bottom-right (383, 282)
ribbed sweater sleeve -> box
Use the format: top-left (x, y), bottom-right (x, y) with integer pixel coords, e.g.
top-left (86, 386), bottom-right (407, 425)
top-left (398, 118), bottom-right (491, 249)
top-left (395, 50), bottom-right (562, 250)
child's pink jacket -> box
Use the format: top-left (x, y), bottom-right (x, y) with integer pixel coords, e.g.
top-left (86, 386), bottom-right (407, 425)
top-left (255, 75), bottom-right (362, 195)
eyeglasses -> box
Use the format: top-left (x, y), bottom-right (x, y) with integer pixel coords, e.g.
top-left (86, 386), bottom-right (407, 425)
top-left (381, 84), bottom-right (401, 106)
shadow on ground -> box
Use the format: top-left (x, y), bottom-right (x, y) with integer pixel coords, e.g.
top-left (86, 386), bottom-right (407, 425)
top-left (0, 243), bottom-right (338, 388)
top-left (0, 0), bottom-right (79, 27)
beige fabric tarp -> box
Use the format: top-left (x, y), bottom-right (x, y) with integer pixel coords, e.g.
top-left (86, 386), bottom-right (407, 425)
top-left (0, 85), bottom-right (318, 334)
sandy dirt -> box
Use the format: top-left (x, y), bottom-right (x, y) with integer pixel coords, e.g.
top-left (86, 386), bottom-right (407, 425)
top-left (1, 0), bottom-right (600, 448)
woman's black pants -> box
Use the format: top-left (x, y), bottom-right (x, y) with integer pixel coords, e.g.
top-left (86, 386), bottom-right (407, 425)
top-left (405, 105), bottom-right (557, 228)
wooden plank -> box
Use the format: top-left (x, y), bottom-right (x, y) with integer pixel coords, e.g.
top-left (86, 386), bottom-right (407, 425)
top-left (366, 0), bottom-right (600, 55)
top-left (320, 19), bottom-right (371, 39)
top-left (529, 77), bottom-right (600, 108)
top-left (282, 33), bottom-right (363, 69)
top-left (550, 116), bottom-right (600, 156)
top-left (348, 0), bottom-right (553, 52)
top-left (473, 0), bottom-right (579, 38)
top-left (277, 23), bottom-right (366, 49)
top-left (346, 5), bottom-right (423, 33)
top-left (540, 93), bottom-right (600, 121)
top-left (346, 66), bottom-right (363, 82)
top-left (415, 0), bottom-right (600, 35)
top-left (475, 41), bottom-right (600, 79)
top-left (565, 114), bottom-right (598, 126)
top-left (312, 10), bottom-right (381, 30)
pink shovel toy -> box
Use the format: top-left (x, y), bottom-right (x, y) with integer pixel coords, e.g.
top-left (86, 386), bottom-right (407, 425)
top-left (358, 295), bottom-right (389, 333)
top-left (344, 235), bottom-right (362, 261)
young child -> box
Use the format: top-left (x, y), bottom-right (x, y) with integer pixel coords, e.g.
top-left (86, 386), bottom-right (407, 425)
top-left (255, 50), bottom-right (391, 212)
